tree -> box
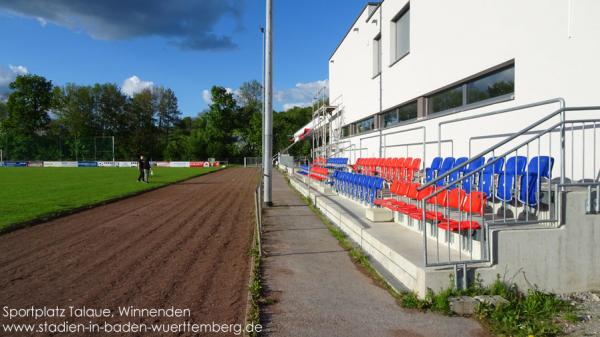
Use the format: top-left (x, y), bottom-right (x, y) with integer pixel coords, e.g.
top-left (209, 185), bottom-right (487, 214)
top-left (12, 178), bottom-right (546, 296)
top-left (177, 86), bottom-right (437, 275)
top-left (2, 74), bottom-right (53, 159)
top-left (53, 84), bottom-right (97, 160)
top-left (273, 106), bottom-right (313, 157)
top-left (5, 75), bottom-right (53, 134)
top-left (95, 83), bottom-right (128, 136)
top-left (236, 80), bottom-right (263, 156)
top-left (155, 87), bottom-right (180, 132)
top-left (155, 87), bottom-right (181, 155)
top-left (126, 89), bottom-right (157, 159)
top-left (0, 100), bottom-right (7, 122)
top-left (202, 86), bottom-right (239, 158)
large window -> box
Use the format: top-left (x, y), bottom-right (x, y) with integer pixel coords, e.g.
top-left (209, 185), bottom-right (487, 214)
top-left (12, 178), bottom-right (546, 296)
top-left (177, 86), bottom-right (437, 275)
top-left (382, 109), bottom-right (399, 127)
top-left (429, 85), bottom-right (463, 114)
top-left (391, 5), bottom-right (410, 63)
top-left (355, 117), bottom-right (375, 134)
top-left (429, 64), bottom-right (514, 114)
top-left (373, 35), bottom-right (381, 77)
top-left (467, 66), bottom-right (514, 104)
top-left (382, 101), bottom-right (417, 128)
top-left (341, 125), bottom-right (351, 138)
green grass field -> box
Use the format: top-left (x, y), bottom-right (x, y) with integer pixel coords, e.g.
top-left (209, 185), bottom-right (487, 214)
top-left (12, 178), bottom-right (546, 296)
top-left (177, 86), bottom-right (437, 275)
top-left (0, 167), bottom-right (221, 232)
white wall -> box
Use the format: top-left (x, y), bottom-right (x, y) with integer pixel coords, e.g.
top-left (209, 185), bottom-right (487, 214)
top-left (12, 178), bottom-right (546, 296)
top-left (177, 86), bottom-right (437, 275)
top-left (328, 0), bottom-right (600, 180)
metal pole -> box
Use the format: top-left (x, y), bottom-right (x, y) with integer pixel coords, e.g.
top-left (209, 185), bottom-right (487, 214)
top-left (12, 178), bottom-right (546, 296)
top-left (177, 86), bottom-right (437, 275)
top-left (263, 0), bottom-right (273, 206)
top-left (261, 26), bottom-right (265, 161)
top-left (378, 4), bottom-right (383, 158)
top-left (112, 136), bottom-right (115, 163)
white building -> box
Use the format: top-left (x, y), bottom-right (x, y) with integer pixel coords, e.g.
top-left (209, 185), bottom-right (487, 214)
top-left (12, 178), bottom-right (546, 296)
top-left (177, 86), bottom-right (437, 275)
top-left (317, 0), bottom-right (600, 181)
top-left (287, 0), bottom-right (600, 296)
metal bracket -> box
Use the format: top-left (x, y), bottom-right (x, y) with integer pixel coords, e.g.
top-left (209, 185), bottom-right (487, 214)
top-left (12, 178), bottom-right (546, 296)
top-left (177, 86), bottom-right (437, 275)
top-left (585, 184), bottom-right (600, 214)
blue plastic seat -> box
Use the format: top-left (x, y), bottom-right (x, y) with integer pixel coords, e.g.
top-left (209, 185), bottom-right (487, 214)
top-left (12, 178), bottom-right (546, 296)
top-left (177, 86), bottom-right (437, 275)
top-left (518, 156), bottom-right (554, 206)
top-left (447, 157), bottom-right (468, 189)
top-left (368, 177), bottom-right (384, 205)
top-left (496, 156), bottom-right (527, 202)
top-left (425, 157), bottom-right (443, 182)
top-left (436, 157), bottom-right (456, 186)
top-left (462, 157), bottom-right (486, 192)
top-left (480, 157), bottom-right (505, 196)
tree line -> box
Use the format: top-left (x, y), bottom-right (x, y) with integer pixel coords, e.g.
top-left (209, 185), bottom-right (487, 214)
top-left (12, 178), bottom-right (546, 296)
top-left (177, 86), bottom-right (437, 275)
top-left (0, 74), bottom-right (313, 162)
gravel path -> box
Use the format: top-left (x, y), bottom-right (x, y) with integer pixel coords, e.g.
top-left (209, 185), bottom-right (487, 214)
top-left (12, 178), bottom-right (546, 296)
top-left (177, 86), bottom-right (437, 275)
top-left (261, 170), bottom-right (490, 337)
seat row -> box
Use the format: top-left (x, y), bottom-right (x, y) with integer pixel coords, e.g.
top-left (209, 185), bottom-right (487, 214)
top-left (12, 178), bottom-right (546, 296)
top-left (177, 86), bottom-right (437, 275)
top-left (333, 171), bottom-right (385, 205)
top-left (425, 155), bottom-right (554, 207)
top-left (325, 157), bottom-right (349, 168)
top-left (355, 157), bottom-right (421, 182)
top-left (375, 180), bottom-right (486, 232)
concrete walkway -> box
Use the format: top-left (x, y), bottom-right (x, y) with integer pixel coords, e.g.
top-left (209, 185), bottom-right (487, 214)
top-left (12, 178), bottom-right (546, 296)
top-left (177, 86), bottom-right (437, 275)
top-left (261, 170), bottom-right (490, 337)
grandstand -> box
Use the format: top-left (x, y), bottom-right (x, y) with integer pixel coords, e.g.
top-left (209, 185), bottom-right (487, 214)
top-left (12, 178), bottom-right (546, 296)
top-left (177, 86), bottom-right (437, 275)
top-left (280, 0), bottom-right (600, 297)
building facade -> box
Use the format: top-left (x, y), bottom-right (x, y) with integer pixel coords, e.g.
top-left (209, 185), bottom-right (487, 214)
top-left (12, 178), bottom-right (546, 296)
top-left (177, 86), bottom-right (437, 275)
top-left (324, 0), bottom-right (600, 181)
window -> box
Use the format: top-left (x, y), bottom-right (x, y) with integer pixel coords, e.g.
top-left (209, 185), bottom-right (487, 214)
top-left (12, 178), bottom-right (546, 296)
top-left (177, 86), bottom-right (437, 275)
top-left (391, 6), bottom-right (410, 63)
top-left (355, 117), bottom-right (375, 134)
top-left (429, 85), bottom-right (463, 114)
top-left (467, 66), bottom-right (514, 104)
top-left (373, 35), bottom-right (381, 77)
top-left (341, 125), bottom-right (351, 138)
top-left (382, 101), bottom-right (417, 128)
top-left (382, 109), bottom-right (399, 127)
top-left (429, 64), bottom-right (515, 114)
top-left (398, 101), bottom-right (417, 121)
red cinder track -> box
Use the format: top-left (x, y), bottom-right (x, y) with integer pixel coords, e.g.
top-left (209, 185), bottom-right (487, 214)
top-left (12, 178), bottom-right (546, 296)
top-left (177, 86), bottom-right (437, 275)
top-left (0, 167), bottom-right (258, 337)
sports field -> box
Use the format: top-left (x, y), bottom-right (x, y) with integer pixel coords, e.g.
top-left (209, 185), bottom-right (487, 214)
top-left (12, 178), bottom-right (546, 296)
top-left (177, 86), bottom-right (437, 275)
top-left (0, 166), bottom-right (221, 231)
top-left (0, 167), bottom-right (259, 334)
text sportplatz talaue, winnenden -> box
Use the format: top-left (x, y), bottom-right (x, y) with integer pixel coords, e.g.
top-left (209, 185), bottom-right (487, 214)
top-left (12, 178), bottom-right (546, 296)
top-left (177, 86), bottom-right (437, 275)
top-left (2, 306), bottom-right (191, 320)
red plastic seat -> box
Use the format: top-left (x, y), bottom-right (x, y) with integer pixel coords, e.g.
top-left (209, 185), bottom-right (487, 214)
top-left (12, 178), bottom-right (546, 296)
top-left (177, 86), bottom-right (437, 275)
top-left (437, 192), bottom-right (487, 232)
top-left (407, 158), bottom-right (421, 181)
top-left (396, 184), bottom-right (433, 214)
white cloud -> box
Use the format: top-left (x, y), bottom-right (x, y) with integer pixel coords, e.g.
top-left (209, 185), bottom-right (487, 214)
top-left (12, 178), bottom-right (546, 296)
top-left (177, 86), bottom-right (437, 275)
top-left (0, 64), bottom-right (29, 99)
top-left (36, 17), bottom-right (47, 27)
top-left (202, 89), bottom-right (212, 104)
top-left (121, 75), bottom-right (153, 97)
top-left (283, 102), bottom-right (312, 111)
top-left (202, 87), bottom-right (240, 105)
top-left (275, 79), bottom-right (328, 111)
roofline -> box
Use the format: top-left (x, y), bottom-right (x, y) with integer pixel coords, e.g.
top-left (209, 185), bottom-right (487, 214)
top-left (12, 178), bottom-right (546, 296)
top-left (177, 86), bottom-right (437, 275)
top-left (328, 1), bottom-right (383, 61)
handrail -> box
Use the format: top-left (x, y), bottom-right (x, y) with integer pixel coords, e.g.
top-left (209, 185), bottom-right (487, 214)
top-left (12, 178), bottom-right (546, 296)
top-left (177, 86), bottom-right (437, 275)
top-left (420, 106), bottom-right (565, 190)
top-left (422, 120), bottom-right (562, 199)
top-left (381, 125), bottom-right (426, 171)
top-left (421, 109), bottom-right (600, 199)
top-left (437, 98), bottom-right (565, 156)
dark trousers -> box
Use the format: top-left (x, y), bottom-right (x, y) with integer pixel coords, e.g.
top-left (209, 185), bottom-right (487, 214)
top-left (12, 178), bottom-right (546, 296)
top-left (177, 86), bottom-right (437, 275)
top-left (138, 170), bottom-right (145, 182)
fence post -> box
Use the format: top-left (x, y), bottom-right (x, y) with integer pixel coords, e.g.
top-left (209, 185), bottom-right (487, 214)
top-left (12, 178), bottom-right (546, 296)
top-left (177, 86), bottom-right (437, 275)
top-left (255, 185), bottom-right (262, 256)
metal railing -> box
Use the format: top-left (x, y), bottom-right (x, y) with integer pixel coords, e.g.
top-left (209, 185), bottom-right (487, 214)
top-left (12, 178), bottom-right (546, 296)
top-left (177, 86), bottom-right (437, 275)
top-left (418, 106), bottom-right (600, 268)
top-left (254, 169), bottom-right (263, 256)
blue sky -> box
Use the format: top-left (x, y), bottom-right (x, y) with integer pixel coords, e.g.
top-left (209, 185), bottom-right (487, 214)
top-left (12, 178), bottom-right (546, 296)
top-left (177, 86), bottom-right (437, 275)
top-left (0, 0), bottom-right (368, 116)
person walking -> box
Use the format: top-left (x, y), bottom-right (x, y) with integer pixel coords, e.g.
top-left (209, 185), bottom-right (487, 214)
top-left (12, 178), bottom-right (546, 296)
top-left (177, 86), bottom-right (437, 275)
top-left (144, 158), bottom-right (151, 183)
top-left (137, 155), bottom-right (146, 182)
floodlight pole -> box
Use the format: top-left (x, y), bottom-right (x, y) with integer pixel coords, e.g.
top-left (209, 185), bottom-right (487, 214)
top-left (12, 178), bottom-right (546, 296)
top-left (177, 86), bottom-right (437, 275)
top-left (263, 0), bottom-right (273, 206)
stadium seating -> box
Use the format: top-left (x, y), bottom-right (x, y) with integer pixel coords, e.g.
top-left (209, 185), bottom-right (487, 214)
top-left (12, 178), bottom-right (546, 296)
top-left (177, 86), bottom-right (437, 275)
top-left (338, 155), bottom-right (554, 232)
top-left (425, 157), bottom-right (443, 182)
top-left (437, 191), bottom-right (487, 231)
top-left (480, 157), bottom-right (505, 197)
top-left (496, 156), bottom-right (528, 202)
top-left (461, 157), bottom-right (486, 192)
top-left (334, 171), bottom-right (384, 205)
top-left (326, 157), bottom-right (349, 168)
top-left (447, 157), bottom-right (468, 189)
top-left (518, 156), bottom-right (555, 206)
